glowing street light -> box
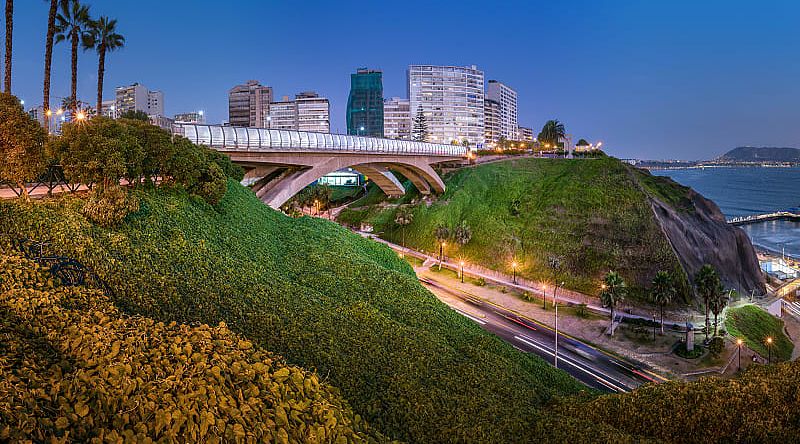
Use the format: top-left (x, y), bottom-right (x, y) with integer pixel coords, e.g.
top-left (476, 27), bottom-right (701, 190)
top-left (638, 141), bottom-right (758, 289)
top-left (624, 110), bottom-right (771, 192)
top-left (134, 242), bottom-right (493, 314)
top-left (459, 260), bottom-right (465, 283)
top-left (439, 241), bottom-right (446, 270)
top-left (737, 338), bottom-right (744, 370)
top-left (75, 111), bottom-right (86, 121)
top-left (766, 337), bottom-right (773, 364)
top-left (554, 281), bottom-right (564, 368)
top-left (511, 261), bottom-right (518, 284)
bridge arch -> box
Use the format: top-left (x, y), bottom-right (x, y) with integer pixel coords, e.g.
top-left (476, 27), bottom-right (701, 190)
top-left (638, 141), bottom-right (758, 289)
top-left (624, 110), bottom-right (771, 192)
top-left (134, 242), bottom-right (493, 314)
top-left (246, 156), bottom-right (446, 209)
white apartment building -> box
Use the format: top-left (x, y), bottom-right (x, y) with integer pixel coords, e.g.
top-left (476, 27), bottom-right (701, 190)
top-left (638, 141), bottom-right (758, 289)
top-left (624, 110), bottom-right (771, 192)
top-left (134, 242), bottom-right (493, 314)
top-left (101, 100), bottom-right (118, 119)
top-left (228, 80), bottom-right (273, 127)
top-left (486, 80), bottom-right (518, 141)
top-left (267, 92), bottom-right (330, 133)
top-left (383, 97), bottom-right (411, 140)
top-left (408, 64), bottom-right (485, 146)
top-left (517, 126), bottom-right (533, 141)
top-left (484, 99), bottom-right (502, 145)
top-left (115, 83), bottom-right (164, 117)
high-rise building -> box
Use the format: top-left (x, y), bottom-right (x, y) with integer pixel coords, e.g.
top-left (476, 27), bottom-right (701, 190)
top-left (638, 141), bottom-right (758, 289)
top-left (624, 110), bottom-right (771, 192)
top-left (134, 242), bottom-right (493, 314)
top-left (484, 99), bottom-right (502, 145)
top-left (383, 97), bottom-right (411, 140)
top-left (296, 92), bottom-right (330, 133)
top-left (346, 68), bottom-right (384, 137)
top-left (228, 80), bottom-right (273, 127)
top-left (174, 111), bottom-right (206, 124)
top-left (101, 100), bottom-right (118, 119)
top-left (149, 115), bottom-right (174, 131)
top-left (408, 64), bottom-right (485, 146)
top-left (517, 126), bottom-right (533, 141)
top-left (486, 80), bottom-right (517, 141)
top-left (115, 83), bottom-right (164, 117)
top-left (267, 92), bottom-right (330, 133)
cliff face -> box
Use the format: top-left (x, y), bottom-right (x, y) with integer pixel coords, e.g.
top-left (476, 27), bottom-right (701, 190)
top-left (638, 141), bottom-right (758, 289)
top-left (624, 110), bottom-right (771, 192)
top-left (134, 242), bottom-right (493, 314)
top-left (648, 188), bottom-right (766, 297)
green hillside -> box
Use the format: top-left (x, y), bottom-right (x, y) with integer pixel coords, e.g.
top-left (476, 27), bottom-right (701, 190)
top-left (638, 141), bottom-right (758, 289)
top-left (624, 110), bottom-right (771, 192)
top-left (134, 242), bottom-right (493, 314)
top-left (0, 181), bottom-right (586, 443)
top-left (339, 157), bottom-right (688, 300)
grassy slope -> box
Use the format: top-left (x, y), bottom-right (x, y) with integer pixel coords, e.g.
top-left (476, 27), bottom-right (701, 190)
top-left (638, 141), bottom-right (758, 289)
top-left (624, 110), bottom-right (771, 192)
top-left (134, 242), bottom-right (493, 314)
top-left (1, 182), bottom-right (587, 443)
top-left (339, 157), bottom-right (685, 299)
top-left (725, 305), bottom-right (793, 361)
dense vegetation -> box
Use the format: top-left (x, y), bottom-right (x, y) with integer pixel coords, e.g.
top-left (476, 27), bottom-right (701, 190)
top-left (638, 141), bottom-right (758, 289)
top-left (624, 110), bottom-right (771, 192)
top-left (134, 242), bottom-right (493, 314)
top-left (556, 361), bottom-right (800, 443)
top-left (339, 157), bottom-right (688, 300)
top-left (0, 181), bottom-right (587, 443)
top-left (725, 305), bottom-right (793, 362)
top-left (0, 253), bottom-right (384, 443)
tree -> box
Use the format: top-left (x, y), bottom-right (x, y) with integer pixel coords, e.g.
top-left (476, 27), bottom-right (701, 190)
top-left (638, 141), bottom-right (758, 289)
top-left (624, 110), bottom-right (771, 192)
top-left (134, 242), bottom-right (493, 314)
top-left (547, 256), bottom-right (562, 309)
top-left (434, 224), bottom-right (450, 269)
top-left (694, 264), bottom-right (720, 340)
top-left (454, 221), bottom-right (472, 248)
top-left (0, 93), bottom-right (46, 198)
top-left (537, 119), bottom-right (566, 147)
top-left (84, 16), bottom-right (124, 114)
top-left (651, 271), bottom-right (675, 335)
top-left (412, 107), bottom-right (429, 142)
top-left (119, 110), bottom-right (149, 121)
top-left (709, 286), bottom-right (729, 337)
top-left (394, 207), bottom-right (413, 249)
top-left (55, 0), bottom-right (91, 113)
top-left (600, 271), bottom-right (626, 336)
top-left (576, 138), bottom-right (590, 147)
top-left (4, 0), bottom-right (13, 93)
top-left (497, 136), bottom-right (507, 150)
top-left (42, 0), bottom-right (59, 132)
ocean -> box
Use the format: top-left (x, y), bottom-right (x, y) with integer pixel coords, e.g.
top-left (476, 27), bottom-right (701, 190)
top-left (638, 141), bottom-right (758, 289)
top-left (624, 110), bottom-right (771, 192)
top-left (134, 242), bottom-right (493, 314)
top-left (651, 166), bottom-right (800, 258)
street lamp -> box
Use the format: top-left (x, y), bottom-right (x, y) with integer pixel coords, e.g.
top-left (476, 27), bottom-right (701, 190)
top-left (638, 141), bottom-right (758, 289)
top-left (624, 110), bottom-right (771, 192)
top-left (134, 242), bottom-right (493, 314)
top-left (554, 281), bottom-right (565, 369)
top-left (314, 199), bottom-right (319, 216)
top-left (736, 338), bottom-right (743, 370)
top-left (766, 337), bottom-right (773, 364)
top-left (75, 111), bottom-right (86, 121)
top-left (511, 261), bottom-right (518, 284)
top-left (439, 241), bottom-right (446, 270)
top-left (459, 260), bottom-right (465, 283)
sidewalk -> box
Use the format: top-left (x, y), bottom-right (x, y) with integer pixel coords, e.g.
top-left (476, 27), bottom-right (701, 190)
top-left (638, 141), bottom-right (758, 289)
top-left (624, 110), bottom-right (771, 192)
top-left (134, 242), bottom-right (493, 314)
top-left (358, 231), bottom-right (691, 327)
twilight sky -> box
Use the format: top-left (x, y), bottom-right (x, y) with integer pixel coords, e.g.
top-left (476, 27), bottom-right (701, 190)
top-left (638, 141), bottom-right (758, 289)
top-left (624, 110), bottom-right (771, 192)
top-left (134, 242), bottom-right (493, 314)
top-left (6, 0), bottom-right (800, 159)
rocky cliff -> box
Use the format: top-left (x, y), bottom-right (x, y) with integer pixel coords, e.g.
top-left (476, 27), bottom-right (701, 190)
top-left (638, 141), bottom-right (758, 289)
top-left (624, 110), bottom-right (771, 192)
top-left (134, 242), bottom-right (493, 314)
top-left (642, 175), bottom-right (766, 298)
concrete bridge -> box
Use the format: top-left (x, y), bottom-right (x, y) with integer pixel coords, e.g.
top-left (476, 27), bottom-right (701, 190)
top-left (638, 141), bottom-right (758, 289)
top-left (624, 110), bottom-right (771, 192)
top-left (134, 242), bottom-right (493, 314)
top-left (173, 123), bottom-right (468, 208)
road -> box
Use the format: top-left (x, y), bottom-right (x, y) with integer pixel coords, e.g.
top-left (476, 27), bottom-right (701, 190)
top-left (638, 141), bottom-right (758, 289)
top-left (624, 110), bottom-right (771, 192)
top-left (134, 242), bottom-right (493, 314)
top-left (420, 275), bottom-right (665, 393)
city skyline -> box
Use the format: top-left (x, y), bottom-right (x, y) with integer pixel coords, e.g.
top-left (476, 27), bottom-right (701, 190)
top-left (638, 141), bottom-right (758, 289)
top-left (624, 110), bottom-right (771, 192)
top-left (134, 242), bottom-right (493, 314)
top-left (5, 0), bottom-right (800, 159)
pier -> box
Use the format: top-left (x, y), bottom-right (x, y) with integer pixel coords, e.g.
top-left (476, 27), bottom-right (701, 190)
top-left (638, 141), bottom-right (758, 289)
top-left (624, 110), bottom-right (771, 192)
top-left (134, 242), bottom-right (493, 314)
top-left (728, 208), bottom-right (800, 226)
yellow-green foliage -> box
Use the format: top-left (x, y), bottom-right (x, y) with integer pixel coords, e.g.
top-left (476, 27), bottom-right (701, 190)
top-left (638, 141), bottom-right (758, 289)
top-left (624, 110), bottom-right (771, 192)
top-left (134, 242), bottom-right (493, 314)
top-left (725, 304), bottom-right (793, 361)
top-left (555, 362), bottom-right (800, 443)
top-left (0, 254), bottom-right (385, 443)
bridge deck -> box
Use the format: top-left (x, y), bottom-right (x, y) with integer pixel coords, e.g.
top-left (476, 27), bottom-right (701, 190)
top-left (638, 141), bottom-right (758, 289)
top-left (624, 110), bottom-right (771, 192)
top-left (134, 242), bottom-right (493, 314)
top-left (173, 123), bottom-right (468, 158)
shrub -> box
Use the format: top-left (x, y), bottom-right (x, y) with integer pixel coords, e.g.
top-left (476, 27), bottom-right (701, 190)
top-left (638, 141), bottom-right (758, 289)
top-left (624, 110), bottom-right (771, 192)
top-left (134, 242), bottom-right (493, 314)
top-left (475, 277), bottom-right (486, 286)
top-left (81, 185), bottom-right (140, 227)
top-left (707, 336), bottom-right (724, 358)
top-left (194, 162), bottom-right (228, 205)
top-left (0, 92), bottom-right (47, 195)
top-left (575, 303), bottom-right (588, 318)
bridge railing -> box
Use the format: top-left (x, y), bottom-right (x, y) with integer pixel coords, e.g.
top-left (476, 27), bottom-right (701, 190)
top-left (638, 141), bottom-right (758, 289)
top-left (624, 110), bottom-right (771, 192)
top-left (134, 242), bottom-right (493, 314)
top-left (173, 123), bottom-right (468, 158)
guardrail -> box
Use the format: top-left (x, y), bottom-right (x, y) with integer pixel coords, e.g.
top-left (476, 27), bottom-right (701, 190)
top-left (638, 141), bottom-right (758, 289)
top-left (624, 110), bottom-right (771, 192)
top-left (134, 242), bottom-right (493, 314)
top-left (173, 123), bottom-right (468, 158)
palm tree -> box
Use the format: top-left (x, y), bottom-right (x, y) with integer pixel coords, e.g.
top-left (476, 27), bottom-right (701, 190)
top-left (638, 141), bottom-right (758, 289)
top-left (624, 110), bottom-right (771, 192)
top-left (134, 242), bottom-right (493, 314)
top-left (55, 0), bottom-right (91, 113)
top-left (651, 271), bottom-right (676, 335)
top-left (394, 207), bottom-right (413, 249)
top-left (537, 119), bottom-right (566, 147)
top-left (42, 0), bottom-right (59, 129)
top-left (709, 286), bottom-right (729, 337)
top-left (4, 0), bottom-right (13, 93)
top-left (84, 16), bottom-right (124, 114)
top-left (600, 271), bottom-right (627, 336)
top-left (694, 264), bottom-right (720, 340)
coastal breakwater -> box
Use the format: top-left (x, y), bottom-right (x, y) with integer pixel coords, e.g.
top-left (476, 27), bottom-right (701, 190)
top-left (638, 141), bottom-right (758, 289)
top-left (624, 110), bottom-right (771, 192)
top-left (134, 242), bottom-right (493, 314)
top-left (728, 209), bottom-right (800, 226)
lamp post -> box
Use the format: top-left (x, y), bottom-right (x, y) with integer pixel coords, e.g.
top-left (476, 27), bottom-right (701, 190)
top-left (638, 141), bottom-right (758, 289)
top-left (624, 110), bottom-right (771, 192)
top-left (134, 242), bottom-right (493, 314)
top-left (460, 260), bottom-right (465, 283)
top-left (554, 281), bottom-right (564, 368)
top-left (736, 338), bottom-right (743, 371)
top-left (511, 261), bottom-right (518, 284)
top-left (439, 242), bottom-right (446, 270)
top-left (766, 337), bottom-right (773, 364)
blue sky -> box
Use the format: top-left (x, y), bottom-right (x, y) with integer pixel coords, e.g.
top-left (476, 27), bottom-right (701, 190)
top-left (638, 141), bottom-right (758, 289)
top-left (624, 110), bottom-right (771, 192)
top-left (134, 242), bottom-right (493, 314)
top-left (6, 0), bottom-right (799, 159)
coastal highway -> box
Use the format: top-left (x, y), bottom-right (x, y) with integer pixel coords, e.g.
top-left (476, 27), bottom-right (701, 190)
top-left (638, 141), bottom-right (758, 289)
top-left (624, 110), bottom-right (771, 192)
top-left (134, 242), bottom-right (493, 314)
top-left (420, 276), bottom-right (666, 393)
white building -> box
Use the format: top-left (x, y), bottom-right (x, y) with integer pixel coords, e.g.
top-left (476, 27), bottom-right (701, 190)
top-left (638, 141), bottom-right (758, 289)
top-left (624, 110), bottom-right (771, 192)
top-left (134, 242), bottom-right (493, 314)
top-left (484, 99), bottom-right (502, 146)
top-left (149, 114), bottom-right (174, 131)
top-left (267, 92), bottom-right (330, 133)
top-left (228, 80), bottom-right (273, 127)
top-left (101, 100), bottom-right (118, 119)
top-left (408, 64), bottom-right (485, 147)
top-left (486, 80), bottom-right (518, 141)
top-left (516, 126), bottom-right (534, 141)
top-left (174, 111), bottom-right (206, 124)
top-left (115, 83), bottom-right (164, 117)
top-left (383, 97), bottom-right (411, 140)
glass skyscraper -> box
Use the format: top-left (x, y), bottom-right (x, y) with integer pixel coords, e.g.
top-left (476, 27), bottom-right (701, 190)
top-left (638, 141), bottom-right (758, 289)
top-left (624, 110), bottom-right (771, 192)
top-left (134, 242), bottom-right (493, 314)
top-left (346, 68), bottom-right (384, 137)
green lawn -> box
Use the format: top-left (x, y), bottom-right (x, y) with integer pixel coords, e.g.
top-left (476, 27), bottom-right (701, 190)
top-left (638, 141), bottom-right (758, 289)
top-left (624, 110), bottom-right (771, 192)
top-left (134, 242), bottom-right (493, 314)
top-left (725, 305), bottom-right (793, 362)
top-left (337, 157), bottom-right (689, 301)
top-left (1, 181), bottom-right (586, 443)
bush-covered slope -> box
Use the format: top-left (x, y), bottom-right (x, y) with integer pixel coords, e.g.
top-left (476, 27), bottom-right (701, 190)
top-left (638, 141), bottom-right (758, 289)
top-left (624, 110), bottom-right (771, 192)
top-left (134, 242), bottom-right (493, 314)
top-left (339, 157), bottom-right (686, 299)
top-left (725, 305), bottom-right (793, 361)
top-left (0, 182), bottom-right (586, 443)
top-left (0, 253), bottom-right (383, 443)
